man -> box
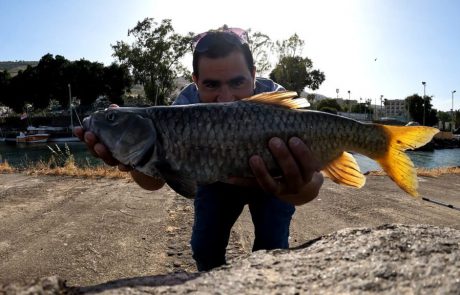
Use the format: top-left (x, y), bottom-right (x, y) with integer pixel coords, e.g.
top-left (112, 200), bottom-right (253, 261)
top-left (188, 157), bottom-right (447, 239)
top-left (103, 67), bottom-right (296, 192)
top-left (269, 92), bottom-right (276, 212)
top-left (75, 27), bottom-right (323, 272)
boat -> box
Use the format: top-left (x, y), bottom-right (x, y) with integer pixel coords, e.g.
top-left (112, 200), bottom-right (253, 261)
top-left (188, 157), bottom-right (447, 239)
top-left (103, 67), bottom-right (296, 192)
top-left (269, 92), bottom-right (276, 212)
top-left (17, 126), bottom-right (80, 143)
top-left (16, 131), bottom-right (50, 143)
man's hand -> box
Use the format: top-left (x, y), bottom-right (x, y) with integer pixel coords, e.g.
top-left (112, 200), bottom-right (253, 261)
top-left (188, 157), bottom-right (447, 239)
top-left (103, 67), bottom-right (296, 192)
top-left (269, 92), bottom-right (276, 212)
top-left (74, 126), bottom-right (122, 166)
top-left (73, 104), bottom-right (165, 191)
top-left (228, 137), bottom-right (324, 206)
top-left (74, 104), bottom-right (131, 171)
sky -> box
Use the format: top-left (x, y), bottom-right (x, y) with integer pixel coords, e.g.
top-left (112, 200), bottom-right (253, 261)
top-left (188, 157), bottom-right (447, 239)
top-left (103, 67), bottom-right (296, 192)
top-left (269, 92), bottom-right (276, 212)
top-left (1, 0), bottom-right (459, 111)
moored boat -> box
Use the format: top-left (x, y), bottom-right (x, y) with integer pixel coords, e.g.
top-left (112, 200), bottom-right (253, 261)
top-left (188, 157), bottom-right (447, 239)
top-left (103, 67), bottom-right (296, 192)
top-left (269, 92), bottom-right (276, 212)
top-left (16, 131), bottom-right (50, 143)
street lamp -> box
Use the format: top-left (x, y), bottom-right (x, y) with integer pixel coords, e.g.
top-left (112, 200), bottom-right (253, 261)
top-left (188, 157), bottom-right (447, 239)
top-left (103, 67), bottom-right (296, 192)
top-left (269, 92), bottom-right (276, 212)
top-left (336, 88), bottom-right (339, 99)
top-left (452, 90), bottom-right (457, 132)
top-left (422, 81), bottom-right (426, 125)
top-left (68, 83), bottom-right (73, 131)
top-left (380, 95), bottom-right (384, 119)
top-left (347, 90), bottom-right (351, 112)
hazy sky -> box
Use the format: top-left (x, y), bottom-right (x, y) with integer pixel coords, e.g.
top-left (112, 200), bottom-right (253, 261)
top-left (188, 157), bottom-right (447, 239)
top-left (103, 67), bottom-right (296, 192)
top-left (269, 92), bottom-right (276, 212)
top-left (1, 0), bottom-right (459, 111)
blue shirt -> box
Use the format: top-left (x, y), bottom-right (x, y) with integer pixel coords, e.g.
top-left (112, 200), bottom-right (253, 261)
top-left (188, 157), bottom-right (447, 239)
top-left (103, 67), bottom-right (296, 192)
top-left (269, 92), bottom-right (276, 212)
top-left (173, 77), bottom-right (285, 105)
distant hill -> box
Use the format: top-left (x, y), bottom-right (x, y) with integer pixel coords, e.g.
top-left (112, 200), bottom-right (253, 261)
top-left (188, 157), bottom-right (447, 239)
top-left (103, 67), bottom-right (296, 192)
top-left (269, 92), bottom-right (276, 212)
top-left (0, 61), bottom-right (39, 76)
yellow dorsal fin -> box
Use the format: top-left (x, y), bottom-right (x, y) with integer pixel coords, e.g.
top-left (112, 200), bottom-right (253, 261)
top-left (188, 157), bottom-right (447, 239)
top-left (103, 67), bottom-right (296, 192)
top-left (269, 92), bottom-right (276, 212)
top-left (375, 125), bottom-right (439, 197)
top-left (242, 91), bottom-right (309, 109)
top-left (322, 152), bottom-right (366, 188)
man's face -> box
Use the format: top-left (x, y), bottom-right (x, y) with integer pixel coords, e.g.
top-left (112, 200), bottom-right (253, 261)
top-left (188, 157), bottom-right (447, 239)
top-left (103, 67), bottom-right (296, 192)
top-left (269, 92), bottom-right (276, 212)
top-left (193, 50), bottom-right (256, 103)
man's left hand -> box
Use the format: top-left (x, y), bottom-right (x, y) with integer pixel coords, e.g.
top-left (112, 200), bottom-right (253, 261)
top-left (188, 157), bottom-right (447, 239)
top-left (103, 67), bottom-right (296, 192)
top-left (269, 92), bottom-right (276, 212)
top-left (228, 137), bottom-right (324, 205)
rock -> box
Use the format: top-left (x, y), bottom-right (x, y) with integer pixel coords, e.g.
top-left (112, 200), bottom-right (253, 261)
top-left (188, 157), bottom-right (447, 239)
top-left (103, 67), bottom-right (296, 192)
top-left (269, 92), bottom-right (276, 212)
top-left (2, 224), bottom-right (459, 294)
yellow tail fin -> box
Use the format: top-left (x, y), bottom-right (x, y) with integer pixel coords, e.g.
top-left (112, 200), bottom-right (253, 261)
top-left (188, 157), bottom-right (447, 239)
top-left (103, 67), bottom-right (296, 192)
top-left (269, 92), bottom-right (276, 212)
top-left (375, 125), bottom-right (439, 197)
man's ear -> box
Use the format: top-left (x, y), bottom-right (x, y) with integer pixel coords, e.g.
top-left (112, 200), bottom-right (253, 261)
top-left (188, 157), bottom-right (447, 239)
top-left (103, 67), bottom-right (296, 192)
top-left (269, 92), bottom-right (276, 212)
top-left (192, 73), bottom-right (198, 84)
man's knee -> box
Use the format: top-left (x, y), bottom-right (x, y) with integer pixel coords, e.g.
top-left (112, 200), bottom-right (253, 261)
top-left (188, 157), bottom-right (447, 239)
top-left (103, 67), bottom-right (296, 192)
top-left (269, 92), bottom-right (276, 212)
top-left (191, 234), bottom-right (226, 271)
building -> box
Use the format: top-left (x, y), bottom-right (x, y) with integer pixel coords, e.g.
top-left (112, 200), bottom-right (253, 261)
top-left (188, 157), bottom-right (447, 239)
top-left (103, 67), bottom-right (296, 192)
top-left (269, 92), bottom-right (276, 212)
top-left (384, 99), bottom-right (409, 120)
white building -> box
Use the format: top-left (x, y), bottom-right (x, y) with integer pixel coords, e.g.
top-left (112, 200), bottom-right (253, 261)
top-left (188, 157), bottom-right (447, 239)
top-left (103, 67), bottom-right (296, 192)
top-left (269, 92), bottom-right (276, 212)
top-left (384, 99), bottom-right (408, 120)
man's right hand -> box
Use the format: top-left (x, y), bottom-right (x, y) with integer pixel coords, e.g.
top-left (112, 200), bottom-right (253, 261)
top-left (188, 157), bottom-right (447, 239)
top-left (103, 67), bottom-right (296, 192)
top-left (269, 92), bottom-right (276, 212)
top-left (73, 126), bottom-right (131, 170)
top-left (73, 125), bottom-right (165, 191)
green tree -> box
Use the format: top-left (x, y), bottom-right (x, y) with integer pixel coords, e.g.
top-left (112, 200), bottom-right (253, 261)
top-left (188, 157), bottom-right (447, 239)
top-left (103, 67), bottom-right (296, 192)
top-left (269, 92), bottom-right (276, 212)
top-left (316, 99), bottom-right (342, 113)
top-left (112, 18), bottom-right (193, 105)
top-left (269, 34), bottom-right (325, 94)
top-left (437, 111), bottom-right (450, 122)
top-left (455, 110), bottom-right (460, 130)
top-left (405, 94), bottom-right (438, 126)
top-left (351, 103), bottom-right (370, 113)
top-left (64, 59), bottom-right (105, 107)
top-left (6, 65), bottom-right (39, 112)
top-left (269, 56), bottom-right (325, 93)
top-left (247, 29), bottom-right (273, 76)
top-left (275, 33), bottom-right (305, 59)
top-left (0, 70), bottom-right (11, 105)
top-left (35, 54), bottom-right (70, 109)
top-left (102, 63), bottom-right (132, 105)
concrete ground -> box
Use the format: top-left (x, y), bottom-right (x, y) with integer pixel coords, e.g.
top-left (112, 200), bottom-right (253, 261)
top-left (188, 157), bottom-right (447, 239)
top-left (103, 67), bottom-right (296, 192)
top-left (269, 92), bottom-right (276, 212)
top-left (0, 172), bottom-right (459, 287)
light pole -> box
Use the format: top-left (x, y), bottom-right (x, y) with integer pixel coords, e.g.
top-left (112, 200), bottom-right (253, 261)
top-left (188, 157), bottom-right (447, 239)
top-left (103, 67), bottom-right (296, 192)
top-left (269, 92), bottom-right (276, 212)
top-left (452, 90), bottom-right (457, 131)
top-left (422, 81), bottom-right (426, 125)
top-left (68, 83), bottom-right (73, 132)
top-left (380, 95), bottom-right (384, 119)
top-left (374, 97), bottom-right (377, 120)
top-left (347, 90), bottom-right (351, 112)
top-left (336, 88), bottom-right (339, 99)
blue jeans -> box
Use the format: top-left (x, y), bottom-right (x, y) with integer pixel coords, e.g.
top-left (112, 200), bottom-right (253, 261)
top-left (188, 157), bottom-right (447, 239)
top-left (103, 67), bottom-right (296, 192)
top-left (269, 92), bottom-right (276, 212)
top-left (190, 182), bottom-right (295, 271)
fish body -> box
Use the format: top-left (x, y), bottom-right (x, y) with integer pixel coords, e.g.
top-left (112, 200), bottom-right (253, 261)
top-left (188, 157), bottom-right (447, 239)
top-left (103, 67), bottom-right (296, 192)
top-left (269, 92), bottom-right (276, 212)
top-left (83, 91), bottom-right (439, 198)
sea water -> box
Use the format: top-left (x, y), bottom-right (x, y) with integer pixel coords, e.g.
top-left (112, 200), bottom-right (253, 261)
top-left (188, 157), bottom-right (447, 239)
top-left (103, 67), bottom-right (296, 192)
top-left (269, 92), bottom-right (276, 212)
top-left (1, 141), bottom-right (460, 171)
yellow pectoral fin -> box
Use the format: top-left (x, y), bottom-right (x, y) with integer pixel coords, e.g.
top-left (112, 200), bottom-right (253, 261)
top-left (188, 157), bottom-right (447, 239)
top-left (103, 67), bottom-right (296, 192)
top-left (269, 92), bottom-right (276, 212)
top-left (322, 152), bottom-right (366, 188)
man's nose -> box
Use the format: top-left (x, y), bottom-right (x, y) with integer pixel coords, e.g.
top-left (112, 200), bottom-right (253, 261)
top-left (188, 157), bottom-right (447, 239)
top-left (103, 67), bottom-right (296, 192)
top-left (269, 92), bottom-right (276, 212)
top-left (216, 86), bottom-right (236, 102)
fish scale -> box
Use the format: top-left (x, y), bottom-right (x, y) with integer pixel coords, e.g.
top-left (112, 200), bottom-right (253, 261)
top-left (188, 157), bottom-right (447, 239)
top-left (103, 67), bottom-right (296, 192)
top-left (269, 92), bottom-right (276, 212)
top-left (149, 102), bottom-right (368, 183)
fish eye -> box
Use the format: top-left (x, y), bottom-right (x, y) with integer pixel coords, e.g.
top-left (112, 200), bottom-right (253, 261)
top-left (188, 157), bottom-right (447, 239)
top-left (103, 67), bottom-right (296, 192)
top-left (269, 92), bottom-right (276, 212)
top-left (106, 112), bottom-right (116, 121)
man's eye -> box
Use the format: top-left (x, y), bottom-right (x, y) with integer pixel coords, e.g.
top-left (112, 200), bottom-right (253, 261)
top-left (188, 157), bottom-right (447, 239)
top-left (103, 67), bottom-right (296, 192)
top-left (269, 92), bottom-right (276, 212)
top-left (230, 79), bottom-right (245, 88)
top-left (204, 82), bottom-right (218, 88)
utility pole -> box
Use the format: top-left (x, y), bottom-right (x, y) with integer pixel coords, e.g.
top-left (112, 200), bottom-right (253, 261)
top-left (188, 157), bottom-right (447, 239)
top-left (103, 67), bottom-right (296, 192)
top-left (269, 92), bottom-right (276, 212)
top-left (452, 90), bottom-right (457, 131)
top-left (68, 84), bottom-right (73, 132)
top-left (348, 90), bottom-right (351, 112)
top-left (380, 95), bottom-right (383, 119)
top-left (422, 81), bottom-right (426, 125)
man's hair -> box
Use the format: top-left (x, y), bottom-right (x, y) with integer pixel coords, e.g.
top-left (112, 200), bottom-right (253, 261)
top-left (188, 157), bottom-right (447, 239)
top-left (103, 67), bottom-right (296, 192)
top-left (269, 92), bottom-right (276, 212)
top-left (192, 31), bottom-right (255, 78)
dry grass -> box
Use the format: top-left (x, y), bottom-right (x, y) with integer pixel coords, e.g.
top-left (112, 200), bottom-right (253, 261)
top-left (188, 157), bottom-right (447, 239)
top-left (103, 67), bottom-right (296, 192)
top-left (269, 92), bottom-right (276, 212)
top-left (1, 143), bottom-right (132, 180)
top-left (2, 158), bottom-right (460, 180)
top-left (24, 161), bottom-right (131, 180)
top-left (0, 161), bottom-right (14, 173)
top-left (367, 166), bottom-right (460, 177)
top-left (1, 159), bottom-right (130, 180)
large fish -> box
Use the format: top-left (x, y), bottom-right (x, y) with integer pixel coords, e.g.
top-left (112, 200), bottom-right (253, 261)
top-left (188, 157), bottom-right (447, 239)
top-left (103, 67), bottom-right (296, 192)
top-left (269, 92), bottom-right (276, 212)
top-left (83, 91), bottom-right (439, 198)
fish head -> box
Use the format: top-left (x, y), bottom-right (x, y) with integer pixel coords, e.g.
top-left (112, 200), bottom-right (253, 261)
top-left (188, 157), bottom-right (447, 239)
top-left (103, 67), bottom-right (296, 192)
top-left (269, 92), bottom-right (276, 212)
top-left (83, 108), bottom-right (157, 167)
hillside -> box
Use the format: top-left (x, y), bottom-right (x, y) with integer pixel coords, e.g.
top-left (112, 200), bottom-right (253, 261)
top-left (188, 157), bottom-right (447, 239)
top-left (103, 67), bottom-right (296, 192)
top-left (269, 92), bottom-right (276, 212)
top-left (0, 61), bottom-right (39, 76)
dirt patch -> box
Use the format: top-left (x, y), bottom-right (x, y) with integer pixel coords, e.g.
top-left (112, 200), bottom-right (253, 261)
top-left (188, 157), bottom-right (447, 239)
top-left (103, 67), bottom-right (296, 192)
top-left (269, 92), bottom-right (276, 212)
top-left (1, 173), bottom-right (459, 287)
